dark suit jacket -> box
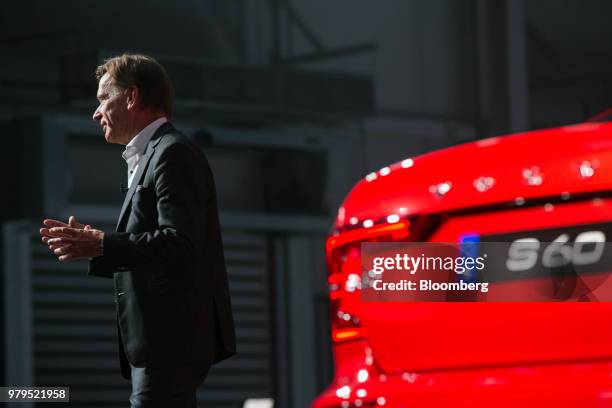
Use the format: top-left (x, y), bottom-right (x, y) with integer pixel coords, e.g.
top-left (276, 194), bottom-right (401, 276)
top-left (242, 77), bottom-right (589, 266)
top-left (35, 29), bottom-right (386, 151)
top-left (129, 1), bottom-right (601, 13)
top-left (88, 122), bottom-right (236, 379)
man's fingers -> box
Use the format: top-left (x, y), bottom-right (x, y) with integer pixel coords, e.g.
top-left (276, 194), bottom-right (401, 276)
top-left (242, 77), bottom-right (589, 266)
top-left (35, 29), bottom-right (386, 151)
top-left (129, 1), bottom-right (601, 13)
top-left (47, 240), bottom-right (72, 252)
top-left (48, 227), bottom-right (85, 239)
top-left (53, 242), bottom-right (89, 254)
top-left (46, 237), bottom-right (74, 246)
top-left (43, 225), bottom-right (101, 262)
top-left (43, 219), bottom-right (69, 228)
top-left (40, 228), bottom-right (70, 239)
top-left (58, 254), bottom-right (83, 262)
top-left (43, 218), bottom-right (87, 237)
top-left (40, 228), bottom-right (54, 238)
top-left (56, 246), bottom-right (80, 260)
top-left (41, 221), bottom-right (98, 263)
top-left (53, 241), bottom-right (99, 256)
top-left (57, 246), bottom-right (94, 262)
top-left (44, 228), bottom-right (72, 238)
top-left (54, 247), bottom-right (73, 256)
top-left (68, 216), bottom-right (86, 229)
top-left (50, 243), bottom-right (72, 252)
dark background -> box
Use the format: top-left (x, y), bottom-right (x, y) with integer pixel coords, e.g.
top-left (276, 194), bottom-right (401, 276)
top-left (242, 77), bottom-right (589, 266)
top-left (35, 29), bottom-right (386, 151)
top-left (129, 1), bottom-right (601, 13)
top-left (1, 1), bottom-right (611, 407)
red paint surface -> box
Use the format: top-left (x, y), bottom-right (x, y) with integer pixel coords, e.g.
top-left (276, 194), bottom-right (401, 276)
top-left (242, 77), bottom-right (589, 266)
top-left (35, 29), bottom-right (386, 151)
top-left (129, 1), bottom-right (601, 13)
top-left (315, 121), bottom-right (612, 407)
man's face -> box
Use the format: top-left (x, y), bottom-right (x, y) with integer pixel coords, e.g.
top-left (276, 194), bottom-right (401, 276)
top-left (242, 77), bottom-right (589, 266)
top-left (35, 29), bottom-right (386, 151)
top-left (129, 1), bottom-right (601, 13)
top-left (92, 73), bottom-right (131, 144)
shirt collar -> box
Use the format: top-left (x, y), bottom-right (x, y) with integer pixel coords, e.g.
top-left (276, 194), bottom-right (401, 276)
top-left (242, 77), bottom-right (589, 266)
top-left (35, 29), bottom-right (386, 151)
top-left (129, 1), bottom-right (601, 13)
top-left (122, 117), bottom-right (168, 162)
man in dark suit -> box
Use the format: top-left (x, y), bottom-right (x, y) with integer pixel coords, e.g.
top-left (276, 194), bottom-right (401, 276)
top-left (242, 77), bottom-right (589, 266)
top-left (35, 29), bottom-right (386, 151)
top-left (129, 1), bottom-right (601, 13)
top-left (39, 53), bottom-right (236, 407)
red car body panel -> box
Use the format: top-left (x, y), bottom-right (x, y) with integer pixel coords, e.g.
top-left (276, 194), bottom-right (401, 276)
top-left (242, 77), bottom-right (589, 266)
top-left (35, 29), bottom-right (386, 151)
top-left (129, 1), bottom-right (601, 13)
top-left (338, 123), bottom-right (612, 225)
top-left (314, 121), bottom-right (612, 407)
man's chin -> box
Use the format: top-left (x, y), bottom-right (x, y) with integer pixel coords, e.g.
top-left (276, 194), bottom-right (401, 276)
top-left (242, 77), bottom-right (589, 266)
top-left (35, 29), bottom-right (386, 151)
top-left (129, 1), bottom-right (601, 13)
top-left (104, 131), bottom-right (117, 144)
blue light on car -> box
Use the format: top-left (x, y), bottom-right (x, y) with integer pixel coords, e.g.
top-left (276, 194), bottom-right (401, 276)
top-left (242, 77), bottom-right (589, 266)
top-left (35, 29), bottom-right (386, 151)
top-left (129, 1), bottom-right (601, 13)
top-left (460, 234), bottom-right (480, 283)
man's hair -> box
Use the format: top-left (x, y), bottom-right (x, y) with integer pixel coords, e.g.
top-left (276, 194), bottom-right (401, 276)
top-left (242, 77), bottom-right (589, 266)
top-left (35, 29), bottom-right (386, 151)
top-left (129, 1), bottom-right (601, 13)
top-left (95, 53), bottom-right (174, 118)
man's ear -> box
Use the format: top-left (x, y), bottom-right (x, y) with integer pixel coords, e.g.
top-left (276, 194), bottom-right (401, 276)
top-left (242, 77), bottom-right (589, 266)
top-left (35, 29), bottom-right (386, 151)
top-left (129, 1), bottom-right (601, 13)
top-left (126, 86), bottom-right (139, 110)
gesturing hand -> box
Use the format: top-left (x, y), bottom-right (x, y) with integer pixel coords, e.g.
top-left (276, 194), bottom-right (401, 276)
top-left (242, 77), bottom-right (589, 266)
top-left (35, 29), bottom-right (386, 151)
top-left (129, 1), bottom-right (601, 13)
top-left (40, 216), bottom-right (105, 262)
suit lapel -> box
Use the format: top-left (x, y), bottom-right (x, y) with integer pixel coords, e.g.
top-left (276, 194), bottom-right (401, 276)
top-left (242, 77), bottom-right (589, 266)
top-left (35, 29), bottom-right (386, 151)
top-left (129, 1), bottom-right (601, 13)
top-left (115, 122), bottom-right (173, 231)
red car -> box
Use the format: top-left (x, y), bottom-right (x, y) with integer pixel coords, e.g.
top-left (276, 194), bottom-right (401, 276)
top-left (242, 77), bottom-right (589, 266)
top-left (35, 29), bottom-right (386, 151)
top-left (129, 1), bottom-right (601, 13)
top-left (314, 118), bottom-right (612, 407)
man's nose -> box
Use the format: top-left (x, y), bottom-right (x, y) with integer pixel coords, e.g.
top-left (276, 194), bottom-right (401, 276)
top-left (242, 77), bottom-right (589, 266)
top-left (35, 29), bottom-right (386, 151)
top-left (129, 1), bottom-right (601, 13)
top-left (92, 107), bottom-right (101, 122)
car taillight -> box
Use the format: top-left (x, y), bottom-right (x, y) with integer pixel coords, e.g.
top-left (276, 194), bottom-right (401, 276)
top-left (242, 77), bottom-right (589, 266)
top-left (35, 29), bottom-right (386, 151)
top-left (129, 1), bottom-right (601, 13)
top-left (326, 220), bottom-right (411, 343)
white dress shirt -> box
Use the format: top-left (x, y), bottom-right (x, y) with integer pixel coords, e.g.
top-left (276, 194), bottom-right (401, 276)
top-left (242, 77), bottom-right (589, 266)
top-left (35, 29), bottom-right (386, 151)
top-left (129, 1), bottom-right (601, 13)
top-left (122, 117), bottom-right (168, 188)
